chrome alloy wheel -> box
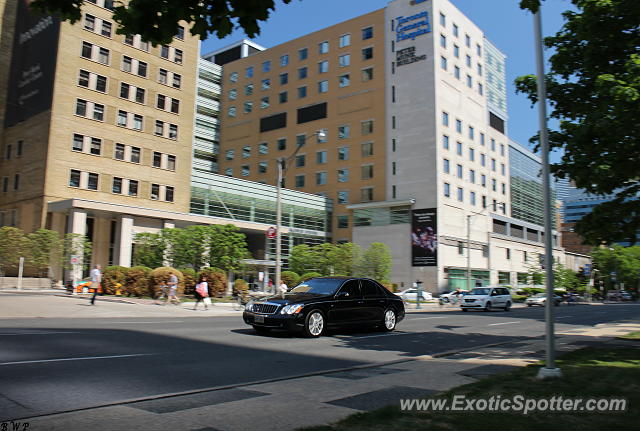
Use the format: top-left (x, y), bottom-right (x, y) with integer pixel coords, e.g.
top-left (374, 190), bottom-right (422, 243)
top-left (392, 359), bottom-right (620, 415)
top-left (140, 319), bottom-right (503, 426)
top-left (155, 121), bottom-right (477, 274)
top-left (384, 309), bottom-right (396, 330)
top-left (308, 311), bottom-right (324, 337)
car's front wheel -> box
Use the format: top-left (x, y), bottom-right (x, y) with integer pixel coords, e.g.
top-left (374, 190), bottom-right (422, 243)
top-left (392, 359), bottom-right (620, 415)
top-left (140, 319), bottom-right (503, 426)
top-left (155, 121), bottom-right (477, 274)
top-left (504, 301), bottom-right (511, 311)
top-left (484, 301), bottom-right (492, 312)
top-left (303, 310), bottom-right (325, 338)
top-left (383, 308), bottom-right (397, 332)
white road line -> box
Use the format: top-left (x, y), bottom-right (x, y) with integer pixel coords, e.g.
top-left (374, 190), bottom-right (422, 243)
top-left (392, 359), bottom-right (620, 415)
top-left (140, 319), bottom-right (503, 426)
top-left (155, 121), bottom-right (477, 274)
top-left (0, 331), bottom-right (81, 336)
top-left (350, 332), bottom-right (403, 340)
top-left (0, 353), bottom-right (154, 366)
top-left (556, 316), bottom-right (574, 319)
top-left (488, 321), bottom-right (521, 326)
top-left (110, 321), bottom-right (185, 324)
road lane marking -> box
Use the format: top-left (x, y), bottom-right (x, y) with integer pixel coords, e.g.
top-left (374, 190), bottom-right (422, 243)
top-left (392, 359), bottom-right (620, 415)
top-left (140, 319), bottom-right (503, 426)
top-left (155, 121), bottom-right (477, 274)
top-left (410, 317), bottom-right (448, 320)
top-left (556, 316), bottom-right (573, 319)
top-left (488, 321), bottom-right (520, 326)
top-left (0, 353), bottom-right (154, 366)
top-left (0, 331), bottom-right (82, 336)
top-left (110, 321), bottom-right (185, 324)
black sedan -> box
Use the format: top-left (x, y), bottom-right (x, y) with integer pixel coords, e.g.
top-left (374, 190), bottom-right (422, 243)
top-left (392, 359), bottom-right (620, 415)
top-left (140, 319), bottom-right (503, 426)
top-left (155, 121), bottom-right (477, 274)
top-left (242, 277), bottom-right (405, 337)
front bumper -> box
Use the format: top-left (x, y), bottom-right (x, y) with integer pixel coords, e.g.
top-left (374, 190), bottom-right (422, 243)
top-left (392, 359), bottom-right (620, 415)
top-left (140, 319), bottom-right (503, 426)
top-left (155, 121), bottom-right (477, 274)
top-left (243, 311), bottom-right (305, 331)
top-left (460, 301), bottom-right (484, 308)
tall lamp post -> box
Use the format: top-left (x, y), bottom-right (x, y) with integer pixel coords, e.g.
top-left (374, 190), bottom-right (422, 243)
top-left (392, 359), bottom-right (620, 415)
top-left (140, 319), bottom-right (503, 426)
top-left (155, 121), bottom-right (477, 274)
top-left (533, 6), bottom-right (562, 380)
top-left (275, 130), bottom-right (326, 293)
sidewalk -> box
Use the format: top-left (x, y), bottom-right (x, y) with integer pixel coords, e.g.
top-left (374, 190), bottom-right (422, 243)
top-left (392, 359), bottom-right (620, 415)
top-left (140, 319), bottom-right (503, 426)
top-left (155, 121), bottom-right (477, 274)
top-left (17, 320), bottom-right (640, 431)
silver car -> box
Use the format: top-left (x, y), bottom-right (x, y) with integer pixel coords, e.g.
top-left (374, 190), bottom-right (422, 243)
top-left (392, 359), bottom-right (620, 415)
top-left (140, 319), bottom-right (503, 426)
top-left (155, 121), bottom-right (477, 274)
top-left (525, 292), bottom-right (562, 307)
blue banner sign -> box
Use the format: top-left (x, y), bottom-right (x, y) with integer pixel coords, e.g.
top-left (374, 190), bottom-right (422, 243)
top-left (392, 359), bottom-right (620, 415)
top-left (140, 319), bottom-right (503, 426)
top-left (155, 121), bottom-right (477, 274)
top-left (396, 11), bottom-right (431, 42)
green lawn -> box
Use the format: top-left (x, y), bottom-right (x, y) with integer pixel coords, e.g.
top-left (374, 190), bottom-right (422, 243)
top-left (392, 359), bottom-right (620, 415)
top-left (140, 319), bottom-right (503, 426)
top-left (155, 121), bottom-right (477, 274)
top-left (618, 331), bottom-right (640, 340)
top-left (302, 346), bottom-right (639, 431)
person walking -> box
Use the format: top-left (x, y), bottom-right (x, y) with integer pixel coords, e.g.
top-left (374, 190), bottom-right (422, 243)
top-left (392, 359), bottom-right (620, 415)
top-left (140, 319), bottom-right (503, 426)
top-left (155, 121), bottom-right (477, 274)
top-left (278, 280), bottom-right (288, 298)
top-left (166, 271), bottom-right (180, 305)
top-left (90, 264), bottom-right (102, 305)
top-left (193, 275), bottom-right (209, 310)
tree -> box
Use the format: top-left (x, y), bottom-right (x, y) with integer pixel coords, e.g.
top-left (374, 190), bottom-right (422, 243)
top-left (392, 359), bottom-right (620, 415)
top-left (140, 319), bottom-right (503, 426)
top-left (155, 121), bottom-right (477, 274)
top-left (31, 0), bottom-right (294, 45)
top-left (516, 0), bottom-right (640, 245)
top-left (553, 262), bottom-right (580, 291)
top-left (327, 242), bottom-right (361, 276)
top-left (0, 227), bottom-right (29, 274)
top-left (133, 232), bottom-right (165, 269)
top-left (206, 224), bottom-right (249, 272)
top-left (26, 229), bottom-right (63, 276)
top-left (288, 244), bottom-right (316, 275)
top-left (354, 243), bottom-right (392, 283)
top-left (592, 245), bottom-right (640, 292)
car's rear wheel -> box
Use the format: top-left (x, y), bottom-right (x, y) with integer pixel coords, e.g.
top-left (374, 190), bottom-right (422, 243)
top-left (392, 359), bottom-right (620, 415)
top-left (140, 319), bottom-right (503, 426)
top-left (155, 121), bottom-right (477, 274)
top-left (303, 310), bottom-right (324, 338)
top-left (484, 301), bottom-right (492, 312)
top-left (383, 308), bottom-right (397, 332)
top-left (527, 304), bottom-right (532, 307)
top-left (504, 301), bottom-right (511, 311)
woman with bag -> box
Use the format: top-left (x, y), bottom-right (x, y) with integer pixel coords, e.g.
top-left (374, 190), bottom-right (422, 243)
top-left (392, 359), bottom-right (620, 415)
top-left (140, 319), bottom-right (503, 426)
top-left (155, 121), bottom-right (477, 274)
top-left (193, 275), bottom-right (209, 310)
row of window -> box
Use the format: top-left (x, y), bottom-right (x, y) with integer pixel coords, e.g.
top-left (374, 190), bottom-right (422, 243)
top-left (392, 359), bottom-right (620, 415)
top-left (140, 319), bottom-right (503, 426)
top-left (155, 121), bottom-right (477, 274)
top-left (438, 11), bottom-right (482, 56)
top-left (440, 56), bottom-right (484, 95)
top-left (230, 66), bottom-right (374, 98)
top-left (81, 41), bottom-right (183, 88)
top-left (68, 169), bottom-right (175, 202)
top-left (226, 69), bottom-right (373, 116)
top-left (74, 98), bottom-right (179, 139)
top-left (84, 13), bottom-right (184, 63)
top-left (443, 182), bottom-right (506, 213)
top-left (1, 174), bottom-right (20, 193)
top-left (226, 143), bottom-right (373, 166)
top-left (443, 155), bottom-right (506, 176)
top-left (442, 161), bottom-right (507, 194)
top-left (226, 163), bottom-right (375, 183)
top-left (228, 26), bottom-right (374, 82)
top-left (441, 113), bottom-right (506, 154)
top-left (71, 134), bottom-right (176, 170)
top-left (3, 140), bottom-right (24, 160)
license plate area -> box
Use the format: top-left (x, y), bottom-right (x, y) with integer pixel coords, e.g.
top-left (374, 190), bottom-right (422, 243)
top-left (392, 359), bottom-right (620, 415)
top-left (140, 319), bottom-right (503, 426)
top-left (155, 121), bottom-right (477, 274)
top-left (254, 315), bottom-right (264, 323)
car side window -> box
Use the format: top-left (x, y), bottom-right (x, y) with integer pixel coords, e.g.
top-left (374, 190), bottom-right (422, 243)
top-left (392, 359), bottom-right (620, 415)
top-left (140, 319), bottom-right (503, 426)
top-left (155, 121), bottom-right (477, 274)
top-left (361, 280), bottom-right (382, 298)
top-left (490, 289), bottom-right (498, 296)
top-left (338, 280), bottom-right (361, 299)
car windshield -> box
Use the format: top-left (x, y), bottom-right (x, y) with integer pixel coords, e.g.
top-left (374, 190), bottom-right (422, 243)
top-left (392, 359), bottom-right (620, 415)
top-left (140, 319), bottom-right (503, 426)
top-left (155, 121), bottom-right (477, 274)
top-left (469, 288), bottom-right (491, 295)
top-left (532, 293), bottom-right (546, 298)
top-left (290, 278), bottom-right (343, 295)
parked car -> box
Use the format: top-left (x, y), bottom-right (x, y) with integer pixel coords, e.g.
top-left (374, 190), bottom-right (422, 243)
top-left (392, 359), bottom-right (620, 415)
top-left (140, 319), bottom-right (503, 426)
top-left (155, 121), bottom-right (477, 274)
top-left (395, 288), bottom-right (433, 302)
top-left (438, 289), bottom-right (468, 303)
top-left (525, 292), bottom-right (562, 307)
top-left (243, 277), bottom-right (405, 337)
top-left (460, 286), bottom-right (512, 311)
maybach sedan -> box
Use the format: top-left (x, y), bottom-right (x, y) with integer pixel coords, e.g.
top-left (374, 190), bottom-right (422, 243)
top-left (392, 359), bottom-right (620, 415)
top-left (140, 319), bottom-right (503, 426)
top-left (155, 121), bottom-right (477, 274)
top-left (243, 277), bottom-right (405, 337)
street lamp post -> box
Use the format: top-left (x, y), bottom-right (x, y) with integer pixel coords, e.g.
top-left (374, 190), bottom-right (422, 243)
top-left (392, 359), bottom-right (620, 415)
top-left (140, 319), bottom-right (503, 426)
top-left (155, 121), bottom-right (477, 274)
top-left (533, 7), bottom-right (562, 380)
top-left (466, 205), bottom-right (502, 291)
top-left (274, 130), bottom-right (325, 294)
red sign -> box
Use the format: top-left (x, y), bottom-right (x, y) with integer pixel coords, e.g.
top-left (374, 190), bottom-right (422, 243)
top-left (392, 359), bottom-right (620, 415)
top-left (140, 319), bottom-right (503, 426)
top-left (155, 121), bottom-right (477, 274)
top-left (266, 227), bottom-right (277, 239)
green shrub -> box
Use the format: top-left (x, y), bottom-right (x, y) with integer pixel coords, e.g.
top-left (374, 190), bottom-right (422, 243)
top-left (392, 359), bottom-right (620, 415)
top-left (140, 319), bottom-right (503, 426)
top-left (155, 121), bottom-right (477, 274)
top-left (521, 287), bottom-right (545, 296)
top-left (124, 266), bottom-right (151, 297)
top-left (281, 270), bottom-right (300, 287)
top-left (179, 268), bottom-right (197, 296)
top-left (300, 271), bottom-right (322, 282)
top-left (149, 267), bottom-right (184, 298)
top-left (103, 266), bottom-right (129, 295)
top-left (199, 267), bottom-right (227, 297)
top-left (233, 279), bottom-right (249, 296)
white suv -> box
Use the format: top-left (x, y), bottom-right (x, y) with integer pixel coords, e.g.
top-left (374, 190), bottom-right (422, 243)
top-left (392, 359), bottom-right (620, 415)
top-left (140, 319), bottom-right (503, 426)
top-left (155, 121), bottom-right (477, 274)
top-left (460, 287), bottom-right (512, 312)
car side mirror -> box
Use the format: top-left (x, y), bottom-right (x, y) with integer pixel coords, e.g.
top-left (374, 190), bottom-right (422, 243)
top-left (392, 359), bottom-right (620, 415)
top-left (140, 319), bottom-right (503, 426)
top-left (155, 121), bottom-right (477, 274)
top-left (337, 291), bottom-right (350, 299)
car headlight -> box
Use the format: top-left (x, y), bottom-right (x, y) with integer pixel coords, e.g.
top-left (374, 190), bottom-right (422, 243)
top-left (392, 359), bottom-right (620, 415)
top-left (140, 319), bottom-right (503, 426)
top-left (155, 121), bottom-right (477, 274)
top-left (245, 300), bottom-right (254, 312)
top-left (280, 304), bottom-right (304, 314)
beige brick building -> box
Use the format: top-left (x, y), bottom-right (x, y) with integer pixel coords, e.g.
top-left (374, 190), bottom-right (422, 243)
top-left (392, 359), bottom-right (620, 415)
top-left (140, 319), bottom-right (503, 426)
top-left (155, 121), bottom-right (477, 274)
top-left (0, 0), bottom-right (198, 272)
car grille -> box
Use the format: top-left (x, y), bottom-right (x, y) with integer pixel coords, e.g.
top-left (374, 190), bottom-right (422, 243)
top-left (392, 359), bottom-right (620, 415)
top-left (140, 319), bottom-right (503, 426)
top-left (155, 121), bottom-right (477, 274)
top-left (252, 303), bottom-right (279, 314)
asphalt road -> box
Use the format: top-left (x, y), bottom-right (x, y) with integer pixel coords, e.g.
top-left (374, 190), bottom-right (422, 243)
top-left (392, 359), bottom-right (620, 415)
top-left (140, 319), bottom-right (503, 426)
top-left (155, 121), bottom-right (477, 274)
top-left (1, 302), bottom-right (638, 421)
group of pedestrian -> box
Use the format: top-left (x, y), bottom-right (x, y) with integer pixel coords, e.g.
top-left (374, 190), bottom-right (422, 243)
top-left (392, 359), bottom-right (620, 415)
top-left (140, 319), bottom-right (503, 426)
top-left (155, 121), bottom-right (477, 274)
top-left (156, 271), bottom-right (181, 305)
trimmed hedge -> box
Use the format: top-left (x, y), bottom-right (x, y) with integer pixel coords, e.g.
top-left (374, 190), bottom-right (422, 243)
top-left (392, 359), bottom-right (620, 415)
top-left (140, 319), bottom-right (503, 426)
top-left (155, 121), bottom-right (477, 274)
top-left (125, 266), bottom-right (151, 297)
top-left (149, 267), bottom-right (184, 298)
top-left (199, 267), bottom-right (227, 297)
top-left (300, 271), bottom-right (322, 282)
top-left (179, 268), bottom-right (197, 296)
top-left (233, 279), bottom-right (249, 297)
top-left (103, 266), bottom-right (128, 295)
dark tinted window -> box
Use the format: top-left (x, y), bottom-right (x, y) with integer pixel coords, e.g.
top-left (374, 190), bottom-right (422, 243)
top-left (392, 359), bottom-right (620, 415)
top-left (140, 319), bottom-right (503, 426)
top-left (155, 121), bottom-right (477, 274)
top-left (361, 280), bottom-right (383, 298)
top-left (489, 112), bottom-right (505, 134)
top-left (260, 112), bottom-right (287, 132)
top-left (297, 102), bottom-right (327, 124)
top-left (290, 278), bottom-right (341, 295)
top-left (338, 280), bottom-right (361, 299)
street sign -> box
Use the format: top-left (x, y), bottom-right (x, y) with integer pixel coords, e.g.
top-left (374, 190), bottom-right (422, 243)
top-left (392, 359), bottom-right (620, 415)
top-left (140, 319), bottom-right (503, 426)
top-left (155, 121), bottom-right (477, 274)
top-left (583, 263), bottom-right (591, 276)
top-left (70, 255), bottom-right (79, 265)
top-left (266, 226), bottom-right (277, 239)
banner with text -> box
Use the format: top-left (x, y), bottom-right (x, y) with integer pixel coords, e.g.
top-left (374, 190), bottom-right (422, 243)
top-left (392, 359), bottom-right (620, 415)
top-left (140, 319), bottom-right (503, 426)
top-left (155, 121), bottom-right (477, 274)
top-left (411, 208), bottom-right (437, 267)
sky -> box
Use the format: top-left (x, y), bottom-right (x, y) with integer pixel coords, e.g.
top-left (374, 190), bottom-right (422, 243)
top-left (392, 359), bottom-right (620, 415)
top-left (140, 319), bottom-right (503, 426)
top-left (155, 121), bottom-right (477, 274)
top-left (201, 0), bottom-right (574, 160)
